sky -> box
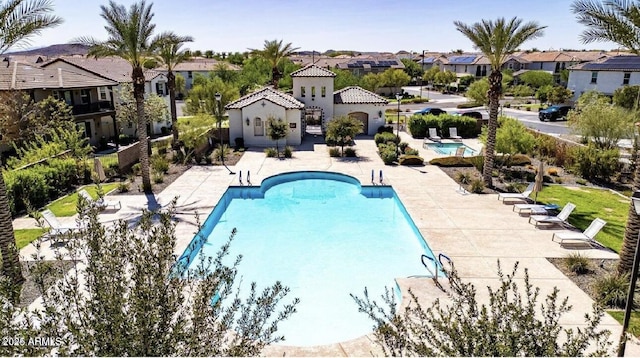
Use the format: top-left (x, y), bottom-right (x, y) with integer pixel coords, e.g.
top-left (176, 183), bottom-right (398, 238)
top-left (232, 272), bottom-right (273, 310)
top-left (17, 0), bottom-right (620, 54)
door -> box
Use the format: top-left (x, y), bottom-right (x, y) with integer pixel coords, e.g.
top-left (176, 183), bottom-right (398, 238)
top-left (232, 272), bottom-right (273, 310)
top-left (348, 112), bottom-right (369, 135)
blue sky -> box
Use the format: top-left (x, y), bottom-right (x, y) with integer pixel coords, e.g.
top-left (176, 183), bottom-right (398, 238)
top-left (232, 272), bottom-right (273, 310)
top-left (20, 0), bottom-right (618, 54)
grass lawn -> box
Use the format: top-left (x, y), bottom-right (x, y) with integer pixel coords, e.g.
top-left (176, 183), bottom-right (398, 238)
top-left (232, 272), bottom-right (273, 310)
top-left (15, 228), bottom-right (47, 249)
top-left (47, 183), bottom-right (119, 217)
top-left (608, 311), bottom-right (640, 338)
top-left (536, 185), bottom-right (629, 252)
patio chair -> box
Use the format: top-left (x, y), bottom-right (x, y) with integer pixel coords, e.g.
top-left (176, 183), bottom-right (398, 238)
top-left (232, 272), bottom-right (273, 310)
top-left (552, 218), bottom-right (607, 248)
top-left (40, 209), bottom-right (86, 242)
top-left (513, 203), bottom-right (560, 215)
top-left (497, 183), bottom-right (535, 203)
top-left (449, 127), bottom-right (462, 141)
top-left (528, 202), bottom-right (576, 228)
top-left (454, 146), bottom-right (466, 157)
top-left (78, 189), bottom-right (121, 211)
top-left (428, 128), bottom-right (441, 142)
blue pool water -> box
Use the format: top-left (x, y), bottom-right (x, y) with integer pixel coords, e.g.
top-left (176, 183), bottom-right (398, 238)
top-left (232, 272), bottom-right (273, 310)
top-left (427, 142), bottom-right (476, 156)
top-left (180, 171), bottom-right (438, 346)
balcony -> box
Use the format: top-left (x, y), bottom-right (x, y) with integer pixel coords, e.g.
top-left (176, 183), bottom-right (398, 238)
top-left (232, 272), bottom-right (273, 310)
top-left (72, 101), bottom-right (114, 116)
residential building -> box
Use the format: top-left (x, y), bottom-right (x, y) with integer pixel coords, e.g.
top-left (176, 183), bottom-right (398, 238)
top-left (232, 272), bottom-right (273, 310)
top-left (335, 56), bottom-right (404, 76)
top-left (567, 55), bottom-right (640, 101)
top-left (0, 60), bottom-right (118, 147)
top-left (170, 58), bottom-right (241, 94)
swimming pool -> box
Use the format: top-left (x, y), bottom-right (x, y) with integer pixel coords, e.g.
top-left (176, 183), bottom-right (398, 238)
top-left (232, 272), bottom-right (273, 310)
top-left (179, 171), bottom-right (439, 346)
top-left (427, 142), bottom-right (476, 156)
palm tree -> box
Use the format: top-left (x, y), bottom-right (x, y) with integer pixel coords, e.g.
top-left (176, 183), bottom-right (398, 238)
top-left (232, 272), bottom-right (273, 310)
top-left (249, 39), bottom-right (299, 87)
top-left (572, 0), bottom-right (640, 274)
top-left (153, 31), bottom-right (193, 146)
top-left (454, 17), bottom-right (545, 188)
top-left (0, 0), bottom-right (62, 287)
top-left (80, 0), bottom-right (157, 192)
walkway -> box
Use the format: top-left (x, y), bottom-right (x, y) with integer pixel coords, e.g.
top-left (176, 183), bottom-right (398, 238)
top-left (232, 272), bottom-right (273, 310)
top-left (15, 130), bottom-right (638, 356)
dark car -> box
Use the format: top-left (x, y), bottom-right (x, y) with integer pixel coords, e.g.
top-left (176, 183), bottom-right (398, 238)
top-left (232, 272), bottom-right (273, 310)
top-left (415, 107), bottom-right (447, 116)
top-left (539, 105), bottom-right (571, 122)
top-left (451, 111), bottom-right (483, 120)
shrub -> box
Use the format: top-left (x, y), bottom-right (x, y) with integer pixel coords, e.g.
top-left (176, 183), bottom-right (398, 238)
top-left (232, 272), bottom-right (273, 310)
top-left (408, 116), bottom-right (428, 137)
top-left (283, 146), bottom-right (293, 158)
top-left (405, 148), bottom-right (419, 156)
top-left (377, 125), bottom-right (394, 134)
top-left (456, 102), bottom-right (482, 109)
top-left (563, 253), bottom-right (591, 275)
top-left (213, 144), bottom-right (231, 162)
top-left (398, 142), bottom-right (409, 152)
top-left (469, 178), bottom-right (485, 193)
top-left (117, 182), bottom-right (130, 193)
top-left (234, 137), bottom-right (245, 149)
top-left (467, 155), bottom-right (484, 172)
top-left (132, 163), bottom-right (141, 176)
top-left (151, 155), bottom-right (170, 174)
top-left (374, 132), bottom-right (398, 145)
top-left (495, 154), bottom-right (532, 167)
top-left (265, 147), bottom-right (278, 157)
top-left (593, 273), bottom-right (629, 308)
top-left (153, 172), bottom-right (164, 184)
top-left (455, 171), bottom-right (473, 185)
top-left (576, 178), bottom-right (587, 185)
top-left (572, 144), bottom-right (619, 182)
top-left (344, 147), bottom-right (357, 157)
top-left (329, 147), bottom-right (341, 157)
top-left (4, 169), bottom-right (50, 215)
top-left (547, 167), bottom-right (559, 176)
top-left (429, 157), bottom-right (473, 167)
top-left (399, 155), bottom-right (424, 166)
top-left (379, 144), bottom-right (398, 165)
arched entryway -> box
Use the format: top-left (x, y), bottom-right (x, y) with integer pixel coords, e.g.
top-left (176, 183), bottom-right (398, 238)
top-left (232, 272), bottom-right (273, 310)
top-left (348, 112), bottom-right (369, 135)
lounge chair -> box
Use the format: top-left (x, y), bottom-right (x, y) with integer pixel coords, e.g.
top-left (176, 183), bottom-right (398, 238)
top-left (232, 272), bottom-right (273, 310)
top-left (41, 209), bottom-right (86, 242)
top-left (552, 218), bottom-right (607, 248)
top-left (454, 146), bottom-right (466, 157)
top-left (497, 183), bottom-right (535, 203)
top-left (513, 203), bottom-right (560, 215)
top-left (528, 202), bottom-right (576, 228)
top-left (449, 127), bottom-right (462, 141)
top-left (78, 189), bottom-right (121, 211)
top-left (428, 128), bottom-right (441, 142)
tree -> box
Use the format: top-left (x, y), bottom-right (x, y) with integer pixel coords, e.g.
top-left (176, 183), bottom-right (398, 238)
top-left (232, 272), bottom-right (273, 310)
top-left (481, 116), bottom-right (536, 166)
top-left (455, 17), bottom-right (546, 188)
top-left (115, 83), bottom-right (168, 137)
top-left (572, 0), bottom-right (640, 275)
top-left (547, 86), bottom-right (572, 104)
top-left (381, 69), bottom-right (411, 94)
top-left (213, 62), bottom-right (239, 84)
top-left (0, 0), bottom-right (62, 289)
top-left (153, 31), bottom-right (193, 145)
top-left (511, 84), bottom-right (534, 99)
top-left (325, 115), bottom-right (364, 156)
top-left (267, 117), bottom-right (288, 157)
top-left (434, 70), bottom-right (457, 91)
top-left (422, 66), bottom-right (440, 87)
top-left (361, 73), bottom-right (383, 92)
top-left (466, 78), bottom-right (489, 106)
top-left (536, 84), bottom-right (553, 103)
top-left (204, 49), bottom-right (213, 58)
top-left (175, 73), bottom-right (186, 96)
top-left (0, 200), bottom-right (298, 356)
top-left (519, 70), bottom-right (553, 88)
top-left (80, 0), bottom-right (158, 193)
top-left (236, 56), bottom-right (271, 95)
top-left (352, 262), bottom-right (612, 356)
top-left (613, 84), bottom-right (640, 110)
top-left (248, 39), bottom-right (299, 87)
top-left (184, 75), bottom-right (239, 117)
top-left (400, 58), bottom-right (423, 80)
top-left (333, 69), bottom-right (361, 90)
top-left (568, 91), bottom-right (634, 150)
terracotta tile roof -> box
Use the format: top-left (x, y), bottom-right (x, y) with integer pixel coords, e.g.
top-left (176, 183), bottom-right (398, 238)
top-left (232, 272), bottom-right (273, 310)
top-left (225, 87), bottom-right (304, 110)
top-left (333, 86), bottom-right (389, 104)
top-left (290, 64), bottom-right (336, 77)
top-left (171, 59), bottom-right (240, 72)
top-left (0, 61), bottom-right (117, 90)
top-left (42, 56), bottom-right (161, 83)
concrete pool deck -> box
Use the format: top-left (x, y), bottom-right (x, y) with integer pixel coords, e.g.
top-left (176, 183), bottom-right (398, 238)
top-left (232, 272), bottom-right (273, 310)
top-left (16, 131), bottom-right (639, 356)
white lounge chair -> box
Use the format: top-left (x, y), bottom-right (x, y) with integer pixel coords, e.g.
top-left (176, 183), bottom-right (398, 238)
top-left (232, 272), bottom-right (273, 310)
top-left (449, 127), bottom-right (462, 141)
top-left (552, 218), bottom-right (607, 248)
top-left (528, 202), bottom-right (576, 228)
top-left (513, 203), bottom-right (560, 214)
top-left (497, 183), bottom-right (535, 203)
top-left (41, 209), bottom-right (86, 242)
top-left (454, 146), bottom-right (466, 157)
top-left (78, 189), bottom-right (121, 211)
top-left (428, 128), bottom-right (441, 142)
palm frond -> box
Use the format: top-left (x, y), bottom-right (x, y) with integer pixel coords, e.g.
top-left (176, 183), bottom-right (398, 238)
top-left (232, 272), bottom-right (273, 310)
top-left (572, 0), bottom-right (640, 53)
top-left (0, 0), bottom-right (62, 54)
top-left (151, 31), bottom-right (193, 70)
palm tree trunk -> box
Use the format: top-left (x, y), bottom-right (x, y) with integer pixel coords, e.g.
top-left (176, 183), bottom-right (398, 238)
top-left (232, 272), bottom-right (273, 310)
top-left (618, 155), bottom-right (640, 274)
top-left (271, 67), bottom-right (280, 88)
top-left (167, 71), bottom-right (179, 145)
top-left (483, 70), bottom-right (502, 188)
top-left (133, 66), bottom-right (151, 193)
top-left (0, 172), bottom-right (24, 288)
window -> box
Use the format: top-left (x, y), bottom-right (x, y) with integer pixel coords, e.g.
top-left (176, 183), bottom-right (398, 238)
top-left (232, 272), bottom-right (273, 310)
top-left (98, 87), bottom-right (108, 100)
top-left (624, 72), bottom-right (631, 85)
top-left (156, 82), bottom-right (166, 96)
top-left (554, 63), bottom-right (560, 73)
top-left (540, 63), bottom-right (543, 70)
top-left (80, 89), bottom-right (91, 104)
top-left (481, 65), bottom-right (487, 77)
top-left (53, 90), bottom-right (72, 105)
top-left (311, 86), bottom-right (316, 97)
top-left (187, 71), bottom-right (192, 79)
top-left (254, 117), bottom-right (263, 136)
top-left (464, 65), bottom-right (467, 72)
top-left (591, 71), bottom-right (598, 84)
top-left (301, 86), bottom-right (306, 97)
top-left (321, 86), bottom-right (326, 97)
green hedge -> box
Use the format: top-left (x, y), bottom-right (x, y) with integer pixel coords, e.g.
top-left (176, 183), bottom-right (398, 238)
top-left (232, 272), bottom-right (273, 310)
top-left (429, 157), bottom-right (474, 167)
top-left (399, 155), bottom-right (424, 166)
top-left (408, 114), bottom-right (479, 138)
top-left (374, 132), bottom-right (399, 145)
top-left (4, 157), bottom-right (80, 216)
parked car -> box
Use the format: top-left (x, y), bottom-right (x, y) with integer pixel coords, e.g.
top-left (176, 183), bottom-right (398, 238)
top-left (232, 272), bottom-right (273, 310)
top-left (539, 105), bottom-right (572, 122)
top-left (415, 107), bottom-right (447, 116)
top-left (451, 111), bottom-right (483, 120)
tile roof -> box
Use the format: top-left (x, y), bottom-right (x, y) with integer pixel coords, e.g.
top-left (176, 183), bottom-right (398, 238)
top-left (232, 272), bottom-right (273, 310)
top-left (290, 64), bottom-right (336, 77)
top-left (333, 86), bottom-right (389, 105)
top-left (336, 58), bottom-right (404, 70)
top-left (171, 59), bottom-right (240, 72)
top-left (576, 55), bottom-right (640, 71)
top-left (42, 56), bottom-right (162, 83)
top-left (225, 87), bottom-right (304, 110)
top-left (0, 61), bottom-right (117, 90)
